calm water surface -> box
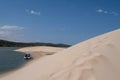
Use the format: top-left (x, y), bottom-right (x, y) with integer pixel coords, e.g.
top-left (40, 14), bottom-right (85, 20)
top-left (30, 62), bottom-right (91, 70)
top-left (0, 47), bottom-right (26, 73)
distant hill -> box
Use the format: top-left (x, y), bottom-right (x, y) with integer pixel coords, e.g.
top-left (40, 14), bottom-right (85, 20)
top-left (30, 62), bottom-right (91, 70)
top-left (0, 40), bottom-right (71, 47)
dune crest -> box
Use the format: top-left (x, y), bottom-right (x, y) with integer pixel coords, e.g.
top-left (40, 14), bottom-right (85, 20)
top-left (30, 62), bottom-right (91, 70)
top-left (1, 29), bottom-right (120, 80)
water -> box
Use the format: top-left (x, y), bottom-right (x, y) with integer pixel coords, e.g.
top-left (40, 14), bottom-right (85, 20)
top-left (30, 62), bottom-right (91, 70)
top-left (0, 47), bottom-right (26, 73)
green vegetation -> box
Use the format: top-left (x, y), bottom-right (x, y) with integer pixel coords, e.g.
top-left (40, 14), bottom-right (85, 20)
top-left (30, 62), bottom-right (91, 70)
top-left (0, 40), bottom-right (71, 47)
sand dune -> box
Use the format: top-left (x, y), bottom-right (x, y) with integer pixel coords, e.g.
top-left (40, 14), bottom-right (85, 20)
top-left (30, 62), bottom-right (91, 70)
top-left (1, 29), bottom-right (120, 80)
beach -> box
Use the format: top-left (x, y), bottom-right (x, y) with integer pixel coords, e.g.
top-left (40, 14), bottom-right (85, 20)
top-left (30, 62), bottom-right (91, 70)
top-left (0, 46), bottom-right (65, 78)
top-left (1, 29), bottom-right (120, 80)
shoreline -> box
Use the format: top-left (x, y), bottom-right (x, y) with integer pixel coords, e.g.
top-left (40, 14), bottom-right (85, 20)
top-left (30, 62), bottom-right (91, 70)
top-left (0, 46), bottom-right (65, 78)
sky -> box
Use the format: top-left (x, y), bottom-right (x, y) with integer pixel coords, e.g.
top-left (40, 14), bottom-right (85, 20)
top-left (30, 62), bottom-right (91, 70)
top-left (0, 0), bottom-right (120, 45)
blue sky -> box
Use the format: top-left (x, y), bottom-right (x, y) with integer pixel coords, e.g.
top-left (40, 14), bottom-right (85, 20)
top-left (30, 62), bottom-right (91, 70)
top-left (0, 0), bottom-right (120, 45)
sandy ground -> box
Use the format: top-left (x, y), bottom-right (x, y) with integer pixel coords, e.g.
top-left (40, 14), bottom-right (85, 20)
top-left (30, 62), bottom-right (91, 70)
top-left (1, 29), bottom-right (120, 80)
top-left (0, 46), bottom-right (65, 78)
top-left (15, 46), bottom-right (66, 59)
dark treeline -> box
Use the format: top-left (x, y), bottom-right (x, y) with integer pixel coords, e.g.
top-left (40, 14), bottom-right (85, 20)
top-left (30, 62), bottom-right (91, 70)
top-left (0, 40), bottom-right (71, 47)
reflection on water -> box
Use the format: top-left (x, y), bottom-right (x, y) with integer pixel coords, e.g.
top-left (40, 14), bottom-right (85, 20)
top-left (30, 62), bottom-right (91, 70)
top-left (0, 47), bottom-right (26, 73)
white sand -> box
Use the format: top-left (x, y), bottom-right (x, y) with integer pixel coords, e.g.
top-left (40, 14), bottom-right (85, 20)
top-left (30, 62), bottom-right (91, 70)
top-left (1, 29), bottom-right (120, 80)
top-left (16, 46), bottom-right (65, 53)
top-left (15, 46), bottom-right (65, 59)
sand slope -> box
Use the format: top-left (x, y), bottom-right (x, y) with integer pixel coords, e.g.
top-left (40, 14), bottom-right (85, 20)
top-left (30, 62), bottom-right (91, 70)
top-left (1, 29), bottom-right (120, 80)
